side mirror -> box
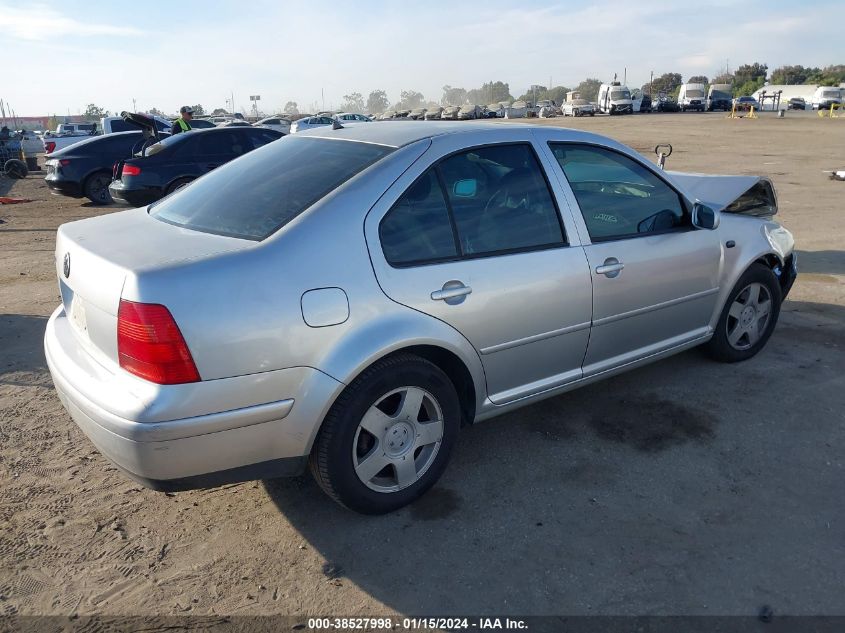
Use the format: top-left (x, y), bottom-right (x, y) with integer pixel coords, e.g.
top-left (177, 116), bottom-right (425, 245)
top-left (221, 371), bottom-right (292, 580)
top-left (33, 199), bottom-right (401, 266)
top-left (692, 202), bottom-right (720, 230)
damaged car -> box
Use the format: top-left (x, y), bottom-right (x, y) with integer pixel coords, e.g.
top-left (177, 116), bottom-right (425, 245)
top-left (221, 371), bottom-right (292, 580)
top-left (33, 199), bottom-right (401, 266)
top-left (46, 124), bottom-right (796, 514)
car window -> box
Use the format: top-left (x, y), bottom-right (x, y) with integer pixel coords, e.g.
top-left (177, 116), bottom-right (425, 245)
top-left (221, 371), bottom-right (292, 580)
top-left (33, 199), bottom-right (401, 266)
top-left (380, 170), bottom-right (458, 266)
top-left (151, 137), bottom-right (392, 240)
top-left (550, 143), bottom-right (688, 241)
top-left (379, 144), bottom-right (565, 266)
top-left (247, 128), bottom-right (282, 148)
top-left (196, 131), bottom-right (247, 155)
top-left (439, 144), bottom-right (564, 256)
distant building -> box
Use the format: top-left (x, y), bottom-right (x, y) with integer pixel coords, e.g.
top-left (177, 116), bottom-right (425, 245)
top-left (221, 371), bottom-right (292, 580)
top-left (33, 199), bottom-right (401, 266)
top-left (2, 115), bottom-right (51, 130)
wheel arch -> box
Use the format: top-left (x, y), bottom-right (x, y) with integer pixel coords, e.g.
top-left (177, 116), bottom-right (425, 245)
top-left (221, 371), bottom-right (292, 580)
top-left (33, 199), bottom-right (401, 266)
top-left (312, 311), bottom-right (487, 445)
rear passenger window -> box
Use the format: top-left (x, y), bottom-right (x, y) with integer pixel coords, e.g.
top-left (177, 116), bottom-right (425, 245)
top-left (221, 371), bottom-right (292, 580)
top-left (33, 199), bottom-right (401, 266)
top-left (197, 131), bottom-right (247, 156)
top-left (379, 143), bottom-right (566, 266)
top-left (380, 171), bottom-right (458, 266)
top-left (439, 145), bottom-right (563, 255)
top-left (550, 143), bottom-right (688, 241)
top-left (249, 129), bottom-right (281, 147)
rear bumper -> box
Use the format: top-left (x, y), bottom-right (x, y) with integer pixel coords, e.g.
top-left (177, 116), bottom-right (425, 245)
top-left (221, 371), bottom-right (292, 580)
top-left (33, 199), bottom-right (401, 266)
top-left (44, 306), bottom-right (343, 490)
top-left (45, 177), bottom-right (83, 198)
top-left (108, 181), bottom-right (162, 207)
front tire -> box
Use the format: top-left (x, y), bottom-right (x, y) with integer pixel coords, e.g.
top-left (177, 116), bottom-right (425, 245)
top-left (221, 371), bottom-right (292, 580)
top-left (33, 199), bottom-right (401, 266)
top-left (705, 264), bottom-right (782, 362)
top-left (309, 354), bottom-right (461, 514)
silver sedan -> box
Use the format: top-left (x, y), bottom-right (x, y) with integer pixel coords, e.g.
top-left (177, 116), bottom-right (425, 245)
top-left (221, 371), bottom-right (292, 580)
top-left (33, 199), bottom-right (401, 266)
top-left (45, 123), bottom-right (797, 514)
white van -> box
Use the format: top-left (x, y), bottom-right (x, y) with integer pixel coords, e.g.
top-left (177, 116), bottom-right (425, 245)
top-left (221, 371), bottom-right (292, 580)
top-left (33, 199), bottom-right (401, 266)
top-left (597, 82), bottom-right (633, 114)
top-left (811, 86), bottom-right (843, 110)
top-left (678, 83), bottom-right (706, 111)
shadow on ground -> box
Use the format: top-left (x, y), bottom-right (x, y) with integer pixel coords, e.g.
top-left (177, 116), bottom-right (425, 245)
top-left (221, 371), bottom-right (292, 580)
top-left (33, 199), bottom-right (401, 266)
top-left (794, 250), bottom-right (845, 276)
top-left (0, 314), bottom-right (49, 385)
top-left (263, 300), bottom-right (845, 615)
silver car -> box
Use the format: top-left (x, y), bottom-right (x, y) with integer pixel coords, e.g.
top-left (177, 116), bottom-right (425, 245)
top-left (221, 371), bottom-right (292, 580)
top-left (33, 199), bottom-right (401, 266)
top-left (45, 123), bottom-right (797, 514)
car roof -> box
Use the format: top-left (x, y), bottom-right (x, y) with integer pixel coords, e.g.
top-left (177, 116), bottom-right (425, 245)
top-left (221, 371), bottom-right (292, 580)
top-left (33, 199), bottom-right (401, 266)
top-left (297, 121), bottom-right (624, 150)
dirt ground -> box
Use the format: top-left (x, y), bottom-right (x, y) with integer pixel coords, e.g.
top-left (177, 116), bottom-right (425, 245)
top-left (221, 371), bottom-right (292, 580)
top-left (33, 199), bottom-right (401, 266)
top-left (1, 112), bottom-right (844, 620)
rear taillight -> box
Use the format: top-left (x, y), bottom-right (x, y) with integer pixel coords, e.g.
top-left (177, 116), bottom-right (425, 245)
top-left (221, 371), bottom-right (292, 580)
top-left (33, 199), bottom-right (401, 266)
top-left (122, 164), bottom-right (142, 176)
top-left (45, 141), bottom-right (56, 153)
top-left (117, 300), bottom-right (200, 385)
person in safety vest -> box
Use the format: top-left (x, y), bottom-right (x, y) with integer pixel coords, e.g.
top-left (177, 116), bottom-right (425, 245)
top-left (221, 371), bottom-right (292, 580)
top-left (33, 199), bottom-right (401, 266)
top-left (171, 106), bottom-right (194, 134)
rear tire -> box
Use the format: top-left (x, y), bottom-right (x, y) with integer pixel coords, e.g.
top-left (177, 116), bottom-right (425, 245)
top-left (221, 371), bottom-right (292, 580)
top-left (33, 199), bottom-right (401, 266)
top-left (705, 264), bottom-right (782, 362)
top-left (84, 171), bottom-right (113, 204)
top-left (4, 159), bottom-right (28, 179)
top-left (309, 353), bottom-right (460, 514)
top-left (165, 177), bottom-right (193, 196)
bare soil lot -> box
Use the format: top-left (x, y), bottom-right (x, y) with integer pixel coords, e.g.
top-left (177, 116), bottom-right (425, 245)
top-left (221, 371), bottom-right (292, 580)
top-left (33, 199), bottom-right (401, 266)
top-left (1, 113), bottom-right (844, 619)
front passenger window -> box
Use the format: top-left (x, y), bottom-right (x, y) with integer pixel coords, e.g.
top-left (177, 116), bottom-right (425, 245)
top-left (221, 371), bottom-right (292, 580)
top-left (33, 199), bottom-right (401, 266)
top-left (550, 144), bottom-right (688, 241)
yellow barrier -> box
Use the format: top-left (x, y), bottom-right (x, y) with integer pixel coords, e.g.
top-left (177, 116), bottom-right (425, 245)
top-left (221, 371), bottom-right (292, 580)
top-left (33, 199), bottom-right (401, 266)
top-left (818, 103), bottom-right (841, 118)
top-left (726, 103), bottom-right (758, 119)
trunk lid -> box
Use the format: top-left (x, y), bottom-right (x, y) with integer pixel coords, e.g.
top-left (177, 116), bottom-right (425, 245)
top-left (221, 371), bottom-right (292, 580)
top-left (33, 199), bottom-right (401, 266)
top-left (55, 208), bottom-right (253, 367)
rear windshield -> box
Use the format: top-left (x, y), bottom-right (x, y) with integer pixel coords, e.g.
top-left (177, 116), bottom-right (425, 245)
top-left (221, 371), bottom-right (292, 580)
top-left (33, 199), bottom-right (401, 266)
top-left (150, 136), bottom-right (393, 240)
top-left (139, 132), bottom-right (187, 157)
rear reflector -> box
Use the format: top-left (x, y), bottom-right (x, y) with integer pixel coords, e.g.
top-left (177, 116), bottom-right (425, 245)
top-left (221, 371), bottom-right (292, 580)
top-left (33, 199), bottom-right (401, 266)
top-left (45, 141), bottom-right (56, 153)
top-left (117, 300), bottom-right (200, 385)
top-left (122, 164), bottom-right (142, 176)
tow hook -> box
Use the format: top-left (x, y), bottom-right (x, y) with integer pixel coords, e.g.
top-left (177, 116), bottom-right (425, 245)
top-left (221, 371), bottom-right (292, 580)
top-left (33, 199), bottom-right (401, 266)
top-left (655, 143), bottom-right (673, 170)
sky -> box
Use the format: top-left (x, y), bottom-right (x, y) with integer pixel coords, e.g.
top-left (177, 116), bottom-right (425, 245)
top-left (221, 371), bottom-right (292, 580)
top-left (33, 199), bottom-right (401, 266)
top-left (1, 0), bottom-right (841, 117)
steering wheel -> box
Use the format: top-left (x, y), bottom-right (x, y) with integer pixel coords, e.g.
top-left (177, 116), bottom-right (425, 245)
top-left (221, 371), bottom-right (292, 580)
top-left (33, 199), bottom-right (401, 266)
top-left (484, 184), bottom-right (531, 216)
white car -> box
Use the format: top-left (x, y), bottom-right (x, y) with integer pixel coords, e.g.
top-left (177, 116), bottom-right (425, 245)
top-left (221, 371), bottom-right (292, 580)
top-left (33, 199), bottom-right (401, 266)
top-left (562, 99), bottom-right (596, 117)
top-left (255, 116), bottom-right (292, 134)
top-left (290, 116), bottom-right (336, 133)
top-left (335, 113), bottom-right (372, 123)
top-left (424, 107), bottom-right (444, 120)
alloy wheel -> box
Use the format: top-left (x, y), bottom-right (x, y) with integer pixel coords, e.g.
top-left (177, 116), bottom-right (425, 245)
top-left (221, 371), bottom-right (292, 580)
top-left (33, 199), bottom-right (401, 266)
top-left (726, 282), bottom-right (772, 350)
top-left (352, 386), bottom-right (444, 493)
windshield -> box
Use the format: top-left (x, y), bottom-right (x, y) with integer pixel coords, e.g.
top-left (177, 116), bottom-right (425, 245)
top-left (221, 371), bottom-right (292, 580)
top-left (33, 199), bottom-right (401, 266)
top-left (151, 136), bottom-right (393, 240)
top-left (822, 90), bottom-right (840, 98)
top-left (685, 89), bottom-right (704, 98)
top-left (611, 89), bottom-right (631, 100)
top-left (711, 90), bottom-right (731, 100)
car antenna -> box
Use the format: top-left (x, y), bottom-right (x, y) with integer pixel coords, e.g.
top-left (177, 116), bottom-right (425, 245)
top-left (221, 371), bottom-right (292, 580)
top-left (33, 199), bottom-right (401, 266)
top-left (332, 119), bottom-right (344, 130)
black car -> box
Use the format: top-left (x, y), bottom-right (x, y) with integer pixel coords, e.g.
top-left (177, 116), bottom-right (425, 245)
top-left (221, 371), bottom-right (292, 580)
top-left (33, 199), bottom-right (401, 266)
top-left (44, 131), bottom-right (164, 204)
top-left (708, 91), bottom-right (733, 111)
top-left (638, 93), bottom-right (652, 113)
top-left (109, 126), bottom-right (283, 207)
top-left (654, 96), bottom-right (681, 112)
top-left (788, 97), bottom-right (807, 111)
top-left (188, 118), bottom-right (217, 129)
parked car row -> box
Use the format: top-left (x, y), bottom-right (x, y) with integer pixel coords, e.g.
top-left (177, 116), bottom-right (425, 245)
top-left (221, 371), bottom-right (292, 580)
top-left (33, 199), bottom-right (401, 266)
top-left (45, 112), bottom-right (282, 205)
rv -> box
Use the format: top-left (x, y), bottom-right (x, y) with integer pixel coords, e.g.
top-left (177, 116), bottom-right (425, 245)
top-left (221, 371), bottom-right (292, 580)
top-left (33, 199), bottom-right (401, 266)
top-left (811, 86), bottom-right (843, 110)
top-left (678, 83), bottom-right (706, 111)
top-left (597, 82), bottom-right (633, 114)
top-left (707, 84), bottom-right (733, 111)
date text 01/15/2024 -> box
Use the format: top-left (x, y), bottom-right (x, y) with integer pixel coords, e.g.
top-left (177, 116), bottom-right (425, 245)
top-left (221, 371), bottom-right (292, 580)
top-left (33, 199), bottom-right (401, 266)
top-left (307, 617), bottom-right (528, 630)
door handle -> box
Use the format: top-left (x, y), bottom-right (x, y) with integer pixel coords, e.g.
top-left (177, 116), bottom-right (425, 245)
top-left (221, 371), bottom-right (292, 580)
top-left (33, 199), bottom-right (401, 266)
top-left (596, 258), bottom-right (624, 278)
top-left (431, 283), bottom-right (472, 302)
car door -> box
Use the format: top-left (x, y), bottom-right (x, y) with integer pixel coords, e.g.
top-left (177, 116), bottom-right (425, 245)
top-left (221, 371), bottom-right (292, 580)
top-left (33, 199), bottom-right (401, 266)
top-left (543, 141), bottom-right (722, 376)
top-left (366, 137), bottom-right (593, 404)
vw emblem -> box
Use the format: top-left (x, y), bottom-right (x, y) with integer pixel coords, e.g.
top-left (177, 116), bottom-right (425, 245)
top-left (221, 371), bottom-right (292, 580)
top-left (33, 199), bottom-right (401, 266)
top-left (63, 252), bottom-right (71, 279)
